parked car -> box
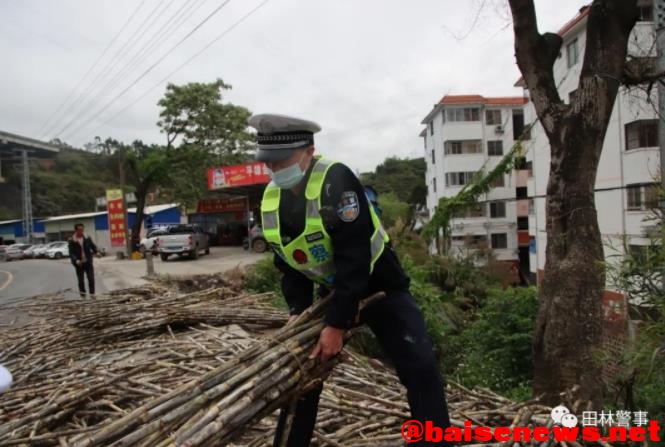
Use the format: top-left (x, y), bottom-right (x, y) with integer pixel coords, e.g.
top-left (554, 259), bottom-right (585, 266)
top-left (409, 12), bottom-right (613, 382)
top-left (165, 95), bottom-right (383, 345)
top-left (157, 224), bottom-right (210, 261)
top-left (5, 244), bottom-right (32, 261)
top-left (46, 242), bottom-right (69, 259)
top-left (34, 242), bottom-right (59, 258)
top-left (0, 246), bottom-right (7, 262)
top-left (139, 227), bottom-right (170, 256)
top-left (23, 244), bottom-right (45, 258)
top-left (247, 225), bottom-right (268, 253)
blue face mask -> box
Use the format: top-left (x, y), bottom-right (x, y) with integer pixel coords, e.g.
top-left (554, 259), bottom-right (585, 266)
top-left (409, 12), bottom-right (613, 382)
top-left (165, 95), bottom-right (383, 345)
top-left (268, 152), bottom-right (307, 189)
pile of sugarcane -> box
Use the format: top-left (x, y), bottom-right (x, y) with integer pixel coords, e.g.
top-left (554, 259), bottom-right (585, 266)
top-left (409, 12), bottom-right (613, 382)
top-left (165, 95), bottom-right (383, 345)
top-left (0, 283), bottom-right (612, 446)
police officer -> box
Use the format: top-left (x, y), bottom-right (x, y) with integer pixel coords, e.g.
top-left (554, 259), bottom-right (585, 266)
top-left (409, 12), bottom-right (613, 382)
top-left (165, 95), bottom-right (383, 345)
top-left (249, 113), bottom-right (452, 446)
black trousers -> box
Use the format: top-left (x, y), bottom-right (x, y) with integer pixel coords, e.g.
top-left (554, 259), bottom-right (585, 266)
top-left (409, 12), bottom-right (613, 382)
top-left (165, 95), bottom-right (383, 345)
top-left (274, 288), bottom-right (453, 446)
top-left (75, 261), bottom-right (95, 296)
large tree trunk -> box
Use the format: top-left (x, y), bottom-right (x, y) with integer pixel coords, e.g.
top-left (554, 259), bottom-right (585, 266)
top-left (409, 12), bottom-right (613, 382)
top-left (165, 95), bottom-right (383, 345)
top-left (508, 0), bottom-right (638, 404)
top-left (534, 120), bottom-right (606, 404)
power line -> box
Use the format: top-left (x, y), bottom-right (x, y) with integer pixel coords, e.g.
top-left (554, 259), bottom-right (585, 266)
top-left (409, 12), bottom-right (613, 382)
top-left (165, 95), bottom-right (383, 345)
top-left (76, 0), bottom-right (272, 145)
top-left (40, 0), bottom-right (165, 140)
top-left (34, 0), bottom-right (149, 138)
top-left (58, 0), bottom-right (234, 142)
top-left (440, 182), bottom-right (657, 208)
top-left (56, 0), bottom-right (182, 135)
top-left (89, 0), bottom-right (208, 119)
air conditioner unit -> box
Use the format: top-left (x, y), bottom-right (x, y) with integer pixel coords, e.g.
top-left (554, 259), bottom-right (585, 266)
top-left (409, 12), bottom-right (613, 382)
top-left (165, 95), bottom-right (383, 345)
top-left (495, 125), bottom-right (504, 134)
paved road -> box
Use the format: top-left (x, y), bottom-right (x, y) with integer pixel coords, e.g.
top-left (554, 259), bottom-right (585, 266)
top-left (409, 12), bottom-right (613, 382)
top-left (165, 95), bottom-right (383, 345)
top-left (0, 258), bottom-right (107, 304)
top-left (0, 247), bottom-right (266, 305)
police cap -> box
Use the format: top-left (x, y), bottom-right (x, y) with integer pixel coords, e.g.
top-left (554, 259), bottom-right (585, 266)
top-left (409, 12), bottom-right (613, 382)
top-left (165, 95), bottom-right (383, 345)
top-left (248, 113), bottom-right (321, 162)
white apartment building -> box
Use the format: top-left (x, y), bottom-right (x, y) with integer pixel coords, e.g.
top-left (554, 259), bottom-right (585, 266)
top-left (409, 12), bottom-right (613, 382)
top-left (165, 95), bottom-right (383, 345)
top-left (420, 95), bottom-right (529, 268)
top-left (521, 2), bottom-right (658, 314)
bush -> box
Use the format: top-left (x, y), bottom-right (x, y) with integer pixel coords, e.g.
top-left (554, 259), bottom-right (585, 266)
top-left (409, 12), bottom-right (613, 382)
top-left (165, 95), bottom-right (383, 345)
top-left (454, 286), bottom-right (538, 397)
top-left (244, 257), bottom-right (283, 295)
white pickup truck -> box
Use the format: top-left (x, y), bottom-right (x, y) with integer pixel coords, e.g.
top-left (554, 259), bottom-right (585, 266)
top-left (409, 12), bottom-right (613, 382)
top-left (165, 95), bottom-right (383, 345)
top-left (157, 224), bottom-right (210, 261)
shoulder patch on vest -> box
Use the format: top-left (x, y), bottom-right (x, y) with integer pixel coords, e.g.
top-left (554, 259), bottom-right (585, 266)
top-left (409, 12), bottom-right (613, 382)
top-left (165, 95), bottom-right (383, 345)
top-left (337, 191), bottom-right (359, 222)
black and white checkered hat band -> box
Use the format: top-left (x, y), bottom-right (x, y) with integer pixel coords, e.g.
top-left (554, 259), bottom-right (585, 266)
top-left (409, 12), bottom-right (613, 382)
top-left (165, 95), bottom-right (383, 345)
top-left (256, 133), bottom-right (314, 145)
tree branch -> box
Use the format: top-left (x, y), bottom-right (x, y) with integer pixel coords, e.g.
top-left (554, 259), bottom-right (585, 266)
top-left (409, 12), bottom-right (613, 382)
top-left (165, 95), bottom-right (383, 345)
top-left (623, 57), bottom-right (665, 85)
top-left (508, 0), bottom-right (563, 136)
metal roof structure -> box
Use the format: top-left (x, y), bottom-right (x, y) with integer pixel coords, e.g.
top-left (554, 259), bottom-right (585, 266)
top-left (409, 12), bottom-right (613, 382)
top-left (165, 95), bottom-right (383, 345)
top-left (0, 130), bottom-right (60, 159)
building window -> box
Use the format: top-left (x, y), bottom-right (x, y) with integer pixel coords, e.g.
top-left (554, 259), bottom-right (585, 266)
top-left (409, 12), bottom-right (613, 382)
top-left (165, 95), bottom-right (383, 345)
top-left (432, 177), bottom-right (437, 193)
top-left (513, 111), bottom-right (530, 140)
top-left (429, 121), bottom-right (434, 136)
top-left (627, 183), bottom-right (659, 211)
top-left (486, 110), bottom-right (502, 125)
top-left (444, 140), bottom-right (482, 155)
top-left (452, 234), bottom-right (488, 248)
top-left (491, 233), bottom-right (508, 249)
top-left (517, 216), bottom-right (529, 230)
top-left (431, 149), bottom-right (435, 164)
top-left (525, 161), bottom-right (533, 178)
top-left (490, 175), bottom-right (505, 188)
top-left (455, 204), bottom-right (485, 218)
top-left (446, 108), bottom-right (480, 122)
top-left (625, 120), bottom-right (658, 150)
top-left (489, 201), bottom-right (506, 218)
top-left (566, 38), bottom-right (579, 68)
top-left (487, 140), bottom-right (504, 156)
top-left (445, 171), bottom-right (477, 187)
top-left (627, 185), bottom-right (642, 210)
top-left (516, 187), bottom-right (528, 199)
top-left (528, 199), bottom-right (535, 215)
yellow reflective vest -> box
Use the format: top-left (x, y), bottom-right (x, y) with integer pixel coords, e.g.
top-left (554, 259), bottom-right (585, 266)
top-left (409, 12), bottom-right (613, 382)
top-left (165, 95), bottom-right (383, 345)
top-left (260, 158), bottom-right (389, 286)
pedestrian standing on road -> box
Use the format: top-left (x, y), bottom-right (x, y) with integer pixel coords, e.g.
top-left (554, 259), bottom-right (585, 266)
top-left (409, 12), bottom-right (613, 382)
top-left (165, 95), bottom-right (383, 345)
top-left (249, 113), bottom-right (453, 446)
top-left (68, 223), bottom-right (101, 298)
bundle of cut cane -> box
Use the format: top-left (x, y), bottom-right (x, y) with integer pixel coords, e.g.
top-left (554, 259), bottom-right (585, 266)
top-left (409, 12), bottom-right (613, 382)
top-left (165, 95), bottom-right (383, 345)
top-left (68, 289), bottom-right (287, 340)
top-left (67, 291), bottom-right (385, 447)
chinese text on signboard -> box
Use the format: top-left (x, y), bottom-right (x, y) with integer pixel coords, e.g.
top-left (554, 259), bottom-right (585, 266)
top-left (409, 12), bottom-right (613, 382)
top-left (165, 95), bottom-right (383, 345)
top-left (207, 162), bottom-right (270, 189)
top-left (106, 189), bottom-right (126, 248)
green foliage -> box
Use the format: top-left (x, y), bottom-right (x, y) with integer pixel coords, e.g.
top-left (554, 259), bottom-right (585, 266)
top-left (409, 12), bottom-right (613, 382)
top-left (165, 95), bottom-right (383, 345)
top-left (243, 257), bottom-right (283, 297)
top-left (424, 255), bottom-right (500, 305)
top-left (605, 195), bottom-right (665, 437)
top-left (390, 220), bottom-right (431, 265)
top-left (628, 318), bottom-right (665, 432)
top-left (29, 148), bottom-right (117, 217)
top-left (360, 157), bottom-right (426, 206)
top-left (157, 79), bottom-right (253, 154)
top-left (453, 287), bottom-right (538, 396)
top-left (156, 79), bottom-right (254, 208)
top-left (422, 136), bottom-right (528, 244)
top-left (379, 192), bottom-right (410, 229)
top-left (400, 256), bottom-right (469, 368)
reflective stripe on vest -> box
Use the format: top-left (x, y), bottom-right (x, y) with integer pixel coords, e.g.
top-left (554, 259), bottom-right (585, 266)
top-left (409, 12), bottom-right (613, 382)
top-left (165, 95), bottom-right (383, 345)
top-left (261, 158), bottom-right (389, 286)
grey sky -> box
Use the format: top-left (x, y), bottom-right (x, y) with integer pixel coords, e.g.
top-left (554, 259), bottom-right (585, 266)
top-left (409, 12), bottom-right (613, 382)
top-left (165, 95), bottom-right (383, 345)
top-left (0, 0), bottom-right (586, 172)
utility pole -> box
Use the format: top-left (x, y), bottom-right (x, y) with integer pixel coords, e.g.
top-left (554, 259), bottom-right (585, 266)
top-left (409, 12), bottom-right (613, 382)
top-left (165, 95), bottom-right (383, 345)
top-left (21, 150), bottom-right (33, 243)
